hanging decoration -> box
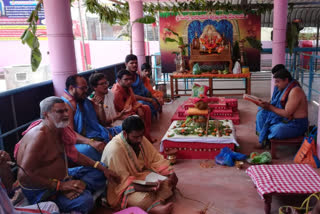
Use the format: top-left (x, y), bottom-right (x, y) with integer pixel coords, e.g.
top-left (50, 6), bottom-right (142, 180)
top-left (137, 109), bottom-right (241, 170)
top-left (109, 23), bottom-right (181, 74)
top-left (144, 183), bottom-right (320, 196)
top-left (85, 0), bottom-right (274, 26)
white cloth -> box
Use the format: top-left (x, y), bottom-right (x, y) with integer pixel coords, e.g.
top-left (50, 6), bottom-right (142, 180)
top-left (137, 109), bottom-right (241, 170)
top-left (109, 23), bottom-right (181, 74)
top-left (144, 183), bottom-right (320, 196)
top-left (0, 180), bottom-right (59, 214)
top-left (160, 120), bottom-right (239, 152)
top-left (103, 89), bottom-right (118, 121)
top-left (232, 61), bottom-right (241, 74)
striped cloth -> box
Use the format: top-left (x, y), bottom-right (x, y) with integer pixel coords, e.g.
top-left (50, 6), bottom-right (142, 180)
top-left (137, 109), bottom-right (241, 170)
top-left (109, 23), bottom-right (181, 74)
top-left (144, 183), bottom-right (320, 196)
top-left (246, 164), bottom-right (320, 199)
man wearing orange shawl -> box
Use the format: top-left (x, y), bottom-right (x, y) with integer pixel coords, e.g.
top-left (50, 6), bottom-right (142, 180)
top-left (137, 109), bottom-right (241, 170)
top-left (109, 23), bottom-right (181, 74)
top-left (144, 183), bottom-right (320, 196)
top-left (112, 70), bottom-right (153, 142)
top-left (101, 116), bottom-right (177, 214)
top-left (140, 63), bottom-right (164, 106)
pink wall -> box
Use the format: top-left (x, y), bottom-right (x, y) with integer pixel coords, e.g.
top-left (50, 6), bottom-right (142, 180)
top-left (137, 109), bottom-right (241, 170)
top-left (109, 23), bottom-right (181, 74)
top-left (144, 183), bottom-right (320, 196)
top-left (87, 41), bottom-right (160, 70)
top-left (0, 40), bottom-right (50, 72)
top-left (0, 40), bottom-right (160, 73)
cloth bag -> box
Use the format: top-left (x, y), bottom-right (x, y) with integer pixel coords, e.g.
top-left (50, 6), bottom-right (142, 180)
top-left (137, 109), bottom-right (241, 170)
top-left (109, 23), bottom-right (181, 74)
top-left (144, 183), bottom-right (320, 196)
top-left (294, 127), bottom-right (320, 168)
top-left (279, 192), bottom-right (320, 214)
top-left (215, 147), bottom-right (247, 167)
top-left (232, 61), bottom-right (241, 74)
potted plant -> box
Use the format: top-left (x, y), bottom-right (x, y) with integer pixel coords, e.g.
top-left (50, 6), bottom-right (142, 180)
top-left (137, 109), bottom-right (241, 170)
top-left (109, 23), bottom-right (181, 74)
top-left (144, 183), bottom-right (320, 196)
top-left (164, 28), bottom-right (189, 73)
top-left (118, 15), bottom-right (156, 54)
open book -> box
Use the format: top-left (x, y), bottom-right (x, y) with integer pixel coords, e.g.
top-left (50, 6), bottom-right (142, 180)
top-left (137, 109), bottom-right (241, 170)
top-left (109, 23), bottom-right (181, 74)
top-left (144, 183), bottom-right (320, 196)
top-left (243, 94), bottom-right (262, 105)
top-left (132, 172), bottom-right (168, 186)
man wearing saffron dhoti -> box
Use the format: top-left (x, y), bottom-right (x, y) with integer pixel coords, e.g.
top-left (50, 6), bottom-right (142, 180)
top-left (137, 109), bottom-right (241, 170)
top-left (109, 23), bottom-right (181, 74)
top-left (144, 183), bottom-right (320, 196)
top-left (101, 116), bottom-right (178, 214)
top-left (112, 70), bottom-right (154, 143)
top-left (256, 68), bottom-right (308, 147)
top-left (140, 63), bottom-right (164, 107)
top-left (125, 54), bottom-right (161, 118)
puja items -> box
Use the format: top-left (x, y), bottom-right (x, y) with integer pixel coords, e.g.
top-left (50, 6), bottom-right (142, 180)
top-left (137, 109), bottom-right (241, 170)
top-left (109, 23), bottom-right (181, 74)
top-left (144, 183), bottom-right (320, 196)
top-left (235, 161), bottom-right (244, 169)
top-left (165, 148), bottom-right (178, 165)
top-left (167, 154), bottom-right (177, 165)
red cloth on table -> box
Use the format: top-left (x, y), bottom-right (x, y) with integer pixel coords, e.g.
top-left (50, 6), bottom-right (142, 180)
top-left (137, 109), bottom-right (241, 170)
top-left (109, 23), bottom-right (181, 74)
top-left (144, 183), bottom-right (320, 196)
top-left (162, 140), bottom-right (234, 159)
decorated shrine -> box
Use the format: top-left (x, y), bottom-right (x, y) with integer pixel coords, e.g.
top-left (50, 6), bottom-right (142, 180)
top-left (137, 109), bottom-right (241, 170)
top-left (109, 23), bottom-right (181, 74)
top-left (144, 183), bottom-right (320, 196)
top-left (171, 96), bottom-right (240, 125)
top-left (160, 11), bottom-right (261, 73)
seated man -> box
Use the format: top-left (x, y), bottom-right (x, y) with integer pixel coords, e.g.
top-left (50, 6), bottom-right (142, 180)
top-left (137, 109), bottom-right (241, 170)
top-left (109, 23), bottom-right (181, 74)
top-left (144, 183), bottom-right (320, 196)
top-left (125, 54), bottom-right (160, 117)
top-left (140, 63), bottom-right (164, 106)
top-left (112, 70), bottom-right (154, 142)
top-left (0, 150), bottom-right (60, 214)
top-left (270, 64), bottom-right (286, 97)
top-left (62, 74), bottom-right (122, 161)
top-left (101, 116), bottom-right (177, 214)
top-left (16, 97), bottom-right (119, 213)
top-left (256, 68), bottom-right (308, 147)
top-left (89, 72), bottom-right (125, 127)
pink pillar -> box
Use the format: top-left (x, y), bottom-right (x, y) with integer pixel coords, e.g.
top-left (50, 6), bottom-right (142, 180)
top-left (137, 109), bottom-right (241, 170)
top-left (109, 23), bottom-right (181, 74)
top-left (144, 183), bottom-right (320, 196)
top-left (271, 0), bottom-right (288, 95)
top-left (318, 98), bottom-right (320, 158)
top-left (43, 0), bottom-right (77, 96)
top-left (129, 0), bottom-right (146, 67)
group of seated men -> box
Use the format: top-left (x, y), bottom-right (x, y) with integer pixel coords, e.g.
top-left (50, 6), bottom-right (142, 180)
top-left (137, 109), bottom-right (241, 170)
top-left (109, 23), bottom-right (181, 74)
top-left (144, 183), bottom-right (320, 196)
top-left (1, 61), bottom-right (311, 214)
top-left (2, 54), bottom-right (176, 214)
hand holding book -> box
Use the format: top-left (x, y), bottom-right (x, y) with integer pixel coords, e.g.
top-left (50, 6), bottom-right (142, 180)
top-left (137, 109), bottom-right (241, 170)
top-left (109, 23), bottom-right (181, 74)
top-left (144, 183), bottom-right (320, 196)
top-left (243, 94), bottom-right (264, 106)
top-left (132, 172), bottom-right (167, 186)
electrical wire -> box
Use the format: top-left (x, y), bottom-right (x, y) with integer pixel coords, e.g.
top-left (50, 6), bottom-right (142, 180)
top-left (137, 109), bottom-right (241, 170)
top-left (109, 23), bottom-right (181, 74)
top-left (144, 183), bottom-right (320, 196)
top-left (7, 161), bottom-right (43, 214)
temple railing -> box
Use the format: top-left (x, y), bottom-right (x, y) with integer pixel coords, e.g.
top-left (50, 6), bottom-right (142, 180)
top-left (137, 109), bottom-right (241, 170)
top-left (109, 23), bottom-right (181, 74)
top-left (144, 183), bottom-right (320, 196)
top-left (261, 47), bottom-right (320, 101)
top-left (0, 62), bottom-right (125, 156)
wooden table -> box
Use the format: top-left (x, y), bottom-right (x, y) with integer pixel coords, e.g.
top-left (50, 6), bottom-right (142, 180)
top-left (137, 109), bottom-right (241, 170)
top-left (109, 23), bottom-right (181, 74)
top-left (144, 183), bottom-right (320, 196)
top-left (170, 73), bottom-right (251, 100)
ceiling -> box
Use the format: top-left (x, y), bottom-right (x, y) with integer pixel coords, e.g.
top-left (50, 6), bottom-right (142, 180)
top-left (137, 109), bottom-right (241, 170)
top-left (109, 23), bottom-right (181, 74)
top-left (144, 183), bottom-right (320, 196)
top-left (138, 0), bottom-right (320, 27)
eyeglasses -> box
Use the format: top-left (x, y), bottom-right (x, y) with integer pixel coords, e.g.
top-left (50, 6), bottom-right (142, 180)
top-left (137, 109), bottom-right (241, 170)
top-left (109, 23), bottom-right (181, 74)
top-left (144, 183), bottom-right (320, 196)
top-left (54, 109), bottom-right (69, 114)
top-left (97, 81), bottom-right (109, 86)
top-left (74, 85), bottom-right (88, 91)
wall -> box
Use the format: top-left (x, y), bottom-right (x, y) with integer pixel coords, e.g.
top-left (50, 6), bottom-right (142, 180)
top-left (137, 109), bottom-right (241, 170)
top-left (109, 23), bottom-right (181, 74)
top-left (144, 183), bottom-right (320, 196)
top-left (0, 40), bottom-right (160, 91)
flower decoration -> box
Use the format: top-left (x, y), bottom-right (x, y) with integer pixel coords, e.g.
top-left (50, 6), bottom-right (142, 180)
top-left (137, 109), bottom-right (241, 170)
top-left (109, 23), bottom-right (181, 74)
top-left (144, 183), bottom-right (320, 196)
top-left (200, 35), bottom-right (223, 54)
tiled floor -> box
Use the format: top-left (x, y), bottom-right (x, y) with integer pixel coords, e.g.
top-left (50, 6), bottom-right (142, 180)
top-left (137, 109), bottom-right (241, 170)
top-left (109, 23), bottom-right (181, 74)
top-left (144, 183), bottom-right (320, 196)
top-left (92, 76), bottom-right (320, 214)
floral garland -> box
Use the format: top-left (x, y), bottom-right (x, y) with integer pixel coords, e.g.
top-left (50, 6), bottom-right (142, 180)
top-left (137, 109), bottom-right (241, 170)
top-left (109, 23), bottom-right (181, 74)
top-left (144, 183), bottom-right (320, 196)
top-left (85, 0), bottom-right (275, 25)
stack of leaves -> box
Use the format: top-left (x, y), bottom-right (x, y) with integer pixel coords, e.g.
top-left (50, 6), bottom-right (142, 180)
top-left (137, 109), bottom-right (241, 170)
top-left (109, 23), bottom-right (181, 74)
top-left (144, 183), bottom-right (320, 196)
top-left (249, 152), bottom-right (272, 164)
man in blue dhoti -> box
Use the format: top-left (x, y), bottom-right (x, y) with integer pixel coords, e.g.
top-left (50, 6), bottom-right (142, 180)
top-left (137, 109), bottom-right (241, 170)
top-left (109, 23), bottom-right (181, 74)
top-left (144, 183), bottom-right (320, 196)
top-left (15, 97), bottom-right (119, 214)
top-left (256, 68), bottom-right (308, 147)
top-left (125, 54), bottom-right (161, 118)
top-left (62, 74), bottom-right (122, 161)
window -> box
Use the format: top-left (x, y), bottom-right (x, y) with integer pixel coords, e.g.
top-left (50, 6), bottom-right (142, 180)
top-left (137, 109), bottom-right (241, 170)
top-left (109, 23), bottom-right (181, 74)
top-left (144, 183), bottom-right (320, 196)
top-left (15, 72), bottom-right (27, 82)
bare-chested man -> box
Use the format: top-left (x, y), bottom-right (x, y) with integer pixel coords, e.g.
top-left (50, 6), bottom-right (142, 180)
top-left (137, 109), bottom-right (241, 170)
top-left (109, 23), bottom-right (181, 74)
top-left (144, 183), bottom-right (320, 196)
top-left (256, 68), bottom-right (308, 147)
top-left (16, 96), bottom-right (119, 213)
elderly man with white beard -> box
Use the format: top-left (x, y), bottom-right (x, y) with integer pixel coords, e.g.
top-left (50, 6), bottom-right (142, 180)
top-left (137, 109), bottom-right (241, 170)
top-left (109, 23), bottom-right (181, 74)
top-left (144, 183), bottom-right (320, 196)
top-left (15, 96), bottom-right (120, 214)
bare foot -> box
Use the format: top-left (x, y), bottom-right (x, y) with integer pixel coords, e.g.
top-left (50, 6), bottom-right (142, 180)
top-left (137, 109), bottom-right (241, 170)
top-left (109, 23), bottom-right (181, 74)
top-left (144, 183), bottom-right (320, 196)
top-left (149, 202), bottom-right (174, 214)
